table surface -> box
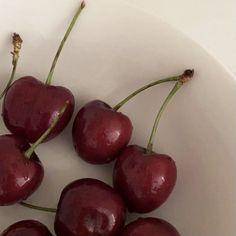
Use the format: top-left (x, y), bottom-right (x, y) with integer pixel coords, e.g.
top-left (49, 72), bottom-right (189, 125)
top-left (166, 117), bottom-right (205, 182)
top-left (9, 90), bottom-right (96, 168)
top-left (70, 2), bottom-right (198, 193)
top-left (124, 0), bottom-right (236, 76)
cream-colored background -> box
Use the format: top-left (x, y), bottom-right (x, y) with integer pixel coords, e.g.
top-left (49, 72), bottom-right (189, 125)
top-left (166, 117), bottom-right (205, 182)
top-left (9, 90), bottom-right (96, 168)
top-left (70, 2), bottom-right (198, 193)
top-left (0, 1), bottom-right (236, 235)
top-left (125, 0), bottom-right (236, 75)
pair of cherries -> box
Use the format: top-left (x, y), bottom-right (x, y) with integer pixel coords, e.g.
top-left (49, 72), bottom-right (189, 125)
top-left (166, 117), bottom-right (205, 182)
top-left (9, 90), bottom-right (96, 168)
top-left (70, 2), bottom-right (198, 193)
top-left (0, 1), bottom-right (194, 235)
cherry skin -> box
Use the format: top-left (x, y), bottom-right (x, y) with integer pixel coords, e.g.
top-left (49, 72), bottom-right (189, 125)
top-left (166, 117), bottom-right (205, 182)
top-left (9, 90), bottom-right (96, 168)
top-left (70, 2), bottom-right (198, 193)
top-left (113, 145), bottom-right (177, 213)
top-left (72, 100), bottom-right (133, 164)
top-left (2, 76), bottom-right (74, 143)
top-left (0, 135), bottom-right (43, 205)
top-left (1, 220), bottom-right (52, 236)
top-left (120, 218), bottom-right (180, 236)
top-left (54, 178), bottom-right (126, 236)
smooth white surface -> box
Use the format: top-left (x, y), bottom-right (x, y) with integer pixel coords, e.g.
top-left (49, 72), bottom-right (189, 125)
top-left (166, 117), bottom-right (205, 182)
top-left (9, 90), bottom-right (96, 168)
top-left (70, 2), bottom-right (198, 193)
top-left (0, 0), bottom-right (236, 235)
top-left (125, 0), bottom-right (236, 75)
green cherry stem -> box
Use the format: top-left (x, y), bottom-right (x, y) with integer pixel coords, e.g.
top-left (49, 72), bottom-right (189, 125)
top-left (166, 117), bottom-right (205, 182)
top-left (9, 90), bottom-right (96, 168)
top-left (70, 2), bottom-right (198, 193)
top-left (19, 202), bottom-right (57, 213)
top-left (24, 101), bottom-right (69, 159)
top-left (45, 1), bottom-right (85, 85)
top-left (0, 33), bottom-right (23, 100)
top-left (146, 69), bottom-right (194, 154)
top-left (20, 102), bottom-right (69, 212)
top-left (113, 73), bottom-right (185, 111)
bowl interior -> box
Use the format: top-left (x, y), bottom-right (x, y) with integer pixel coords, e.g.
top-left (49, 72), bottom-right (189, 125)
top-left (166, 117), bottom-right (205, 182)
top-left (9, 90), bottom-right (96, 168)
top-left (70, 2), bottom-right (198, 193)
top-left (0, 0), bottom-right (236, 235)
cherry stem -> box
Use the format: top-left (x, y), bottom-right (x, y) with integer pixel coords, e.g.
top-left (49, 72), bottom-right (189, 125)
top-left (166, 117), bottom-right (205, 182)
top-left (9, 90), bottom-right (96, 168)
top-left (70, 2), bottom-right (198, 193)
top-left (146, 69), bottom-right (194, 154)
top-left (0, 33), bottom-right (23, 100)
top-left (113, 75), bottom-right (181, 111)
top-left (24, 101), bottom-right (69, 159)
top-left (45, 1), bottom-right (85, 85)
top-left (19, 202), bottom-right (56, 213)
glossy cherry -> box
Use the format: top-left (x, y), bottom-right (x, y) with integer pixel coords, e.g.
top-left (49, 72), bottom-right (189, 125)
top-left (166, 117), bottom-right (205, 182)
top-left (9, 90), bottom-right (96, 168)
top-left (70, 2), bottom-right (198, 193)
top-left (72, 100), bottom-right (133, 164)
top-left (72, 71), bottom-right (190, 164)
top-left (120, 218), bottom-right (180, 236)
top-left (113, 70), bottom-right (194, 213)
top-left (2, 2), bottom-right (85, 143)
top-left (0, 103), bottom-right (67, 205)
top-left (54, 178), bottom-right (126, 236)
top-left (1, 220), bottom-right (52, 236)
top-left (113, 145), bottom-right (177, 213)
top-left (0, 135), bottom-right (43, 205)
top-left (3, 77), bottom-right (74, 143)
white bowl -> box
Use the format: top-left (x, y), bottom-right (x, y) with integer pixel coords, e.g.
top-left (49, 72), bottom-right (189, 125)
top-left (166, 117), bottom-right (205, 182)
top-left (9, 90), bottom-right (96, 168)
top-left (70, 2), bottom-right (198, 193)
top-left (0, 0), bottom-right (236, 235)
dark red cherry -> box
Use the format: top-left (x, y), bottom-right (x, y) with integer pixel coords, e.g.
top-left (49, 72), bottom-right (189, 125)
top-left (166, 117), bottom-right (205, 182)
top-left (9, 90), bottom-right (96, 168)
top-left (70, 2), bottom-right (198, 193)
top-left (54, 178), bottom-right (126, 236)
top-left (113, 145), bottom-right (176, 213)
top-left (3, 76), bottom-right (74, 143)
top-left (2, 2), bottom-right (86, 143)
top-left (72, 100), bottom-right (133, 164)
top-left (0, 135), bottom-right (43, 205)
top-left (113, 71), bottom-right (194, 213)
top-left (1, 220), bottom-right (52, 236)
top-left (120, 218), bottom-right (180, 236)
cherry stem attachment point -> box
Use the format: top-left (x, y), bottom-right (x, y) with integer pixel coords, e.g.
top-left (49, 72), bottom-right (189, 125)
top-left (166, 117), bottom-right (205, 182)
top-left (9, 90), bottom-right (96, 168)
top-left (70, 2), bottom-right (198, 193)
top-left (45, 1), bottom-right (85, 85)
top-left (19, 201), bottom-right (56, 213)
top-left (0, 33), bottom-right (23, 100)
top-left (24, 101), bottom-right (69, 159)
top-left (146, 69), bottom-right (194, 154)
top-left (113, 73), bottom-right (184, 111)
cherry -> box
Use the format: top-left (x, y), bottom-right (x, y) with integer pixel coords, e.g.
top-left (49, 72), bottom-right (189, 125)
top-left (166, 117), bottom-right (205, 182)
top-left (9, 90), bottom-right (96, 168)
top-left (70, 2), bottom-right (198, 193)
top-left (120, 218), bottom-right (180, 236)
top-left (0, 33), bottom-right (23, 100)
top-left (3, 77), bottom-right (75, 143)
top-left (54, 178), bottom-right (126, 236)
top-left (72, 71), bottom-right (188, 164)
top-left (0, 103), bottom-right (67, 205)
top-left (113, 70), bottom-right (194, 213)
top-left (1, 220), bottom-right (52, 236)
top-left (72, 100), bottom-right (133, 164)
top-left (2, 1), bottom-right (85, 143)
top-left (113, 145), bottom-right (177, 213)
top-left (0, 134), bottom-right (43, 205)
